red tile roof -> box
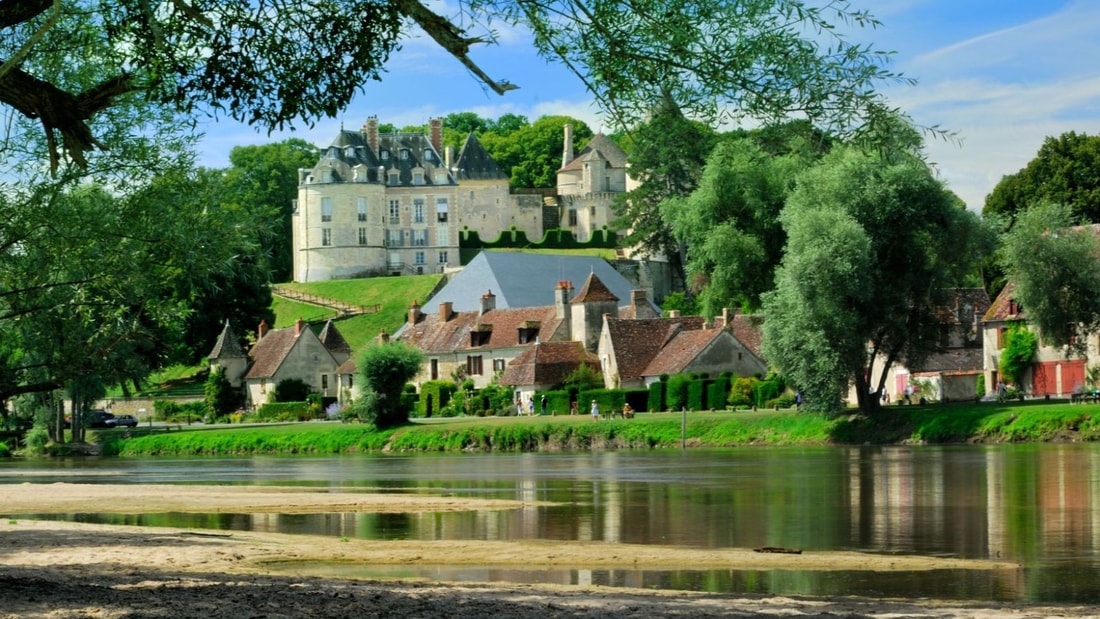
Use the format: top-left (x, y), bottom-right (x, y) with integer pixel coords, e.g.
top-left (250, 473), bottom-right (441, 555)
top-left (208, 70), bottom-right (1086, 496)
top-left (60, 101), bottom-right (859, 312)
top-left (399, 305), bottom-right (564, 353)
top-left (604, 316), bottom-right (707, 383)
top-left (572, 273), bottom-right (619, 304)
top-left (640, 328), bottom-right (725, 377)
top-left (245, 327), bottom-right (300, 379)
top-left (983, 281), bottom-right (1024, 323)
top-left (499, 341), bottom-right (600, 387)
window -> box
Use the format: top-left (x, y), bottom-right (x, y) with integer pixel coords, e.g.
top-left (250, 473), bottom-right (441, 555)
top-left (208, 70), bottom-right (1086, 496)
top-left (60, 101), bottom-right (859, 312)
top-left (388, 171), bottom-right (399, 185)
top-left (415, 251), bottom-right (425, 265)
top-left (436, 197), bottom-right (449, 222)
top-left (430, 359), bottom-right (438, 380)
top-left (321, 374), bottom-right (328, 390)
top-left (412, 172), bottom-right (424, 186)
top-left (438, 250), bottom-right (449, 264)
top-left (437, 227), bottom-right (449, 246)
top-left (385, 229), bottom-right (402, 247)
top-left (389, 199), bottom-right (400, 224)
top-left (381, 149), bottom-right (390, 160)
top-left (590, 206), bottom-right (596, 216)
top-left (321, 197), bottom-right (332, 222)
top-left (400, 149), bottom-right (409, 160)
top-left (518, 326), bottom-right (539, 344)
top-left (568, 209), bottom-right (577, 226)
top-left (493, 358), bottom-right (506, 372)
top-left (387, 251), bottom-right (402, 269)
top-left (358, 228), bottom-right (367, 245)
top-left (321, 228), bottom-right (332, 246)
top-left (411, 229), bottom-right (428, 247)
top-left (997, 327), bottom-right (1006, 349)
top-left (466, 355), bottom-right (483, 376)
top-left (357, 197), bottom-right (367, 222)
top-left (413, 199), bottom-right (425, 223)
top-left (1068, 323), bottom-right (1078, 347)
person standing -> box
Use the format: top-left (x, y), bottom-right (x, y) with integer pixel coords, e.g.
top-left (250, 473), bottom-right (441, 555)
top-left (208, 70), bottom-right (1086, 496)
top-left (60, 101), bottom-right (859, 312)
top-left (540, 395), bottom-right (547, 416)
top-left (570, 400), bottom-right (578, 415)
top-left (527, 398), bottom-right (535, 416)
top-left (590, 399), bottom-right (600, 420)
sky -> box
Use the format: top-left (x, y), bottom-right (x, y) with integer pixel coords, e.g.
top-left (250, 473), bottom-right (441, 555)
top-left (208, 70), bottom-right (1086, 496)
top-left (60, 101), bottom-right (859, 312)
top-left (195, 0), bottom-right (1100, 213)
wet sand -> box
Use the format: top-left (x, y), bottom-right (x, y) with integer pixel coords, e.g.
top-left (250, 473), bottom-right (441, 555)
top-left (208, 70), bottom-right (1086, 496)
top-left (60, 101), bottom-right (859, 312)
top-left (0, 484), bottom-right (1094, 618)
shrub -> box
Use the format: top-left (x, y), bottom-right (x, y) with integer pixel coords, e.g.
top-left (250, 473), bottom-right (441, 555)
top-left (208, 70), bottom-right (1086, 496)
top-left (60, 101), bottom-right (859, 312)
top-left (23, 425), bottom-right (49, 455)
top-left (687, 378), bottom-right (707, 411)
top-left (417, 380), bottom-right (457, 418)
top-left (354, 341), bottom-right (425, 428)
top-left (729, 376), bottom-right (757, 409)
top-left (205, 367), bottom-right (243, 420)
top-left (666, 374), bottom-right (692, 411)
top-left (647, 381), bottom-right (665, 412)
top-left (273, 378), bottom-right (313, 403)
top-left (708, 376), bottom-right (731, 411)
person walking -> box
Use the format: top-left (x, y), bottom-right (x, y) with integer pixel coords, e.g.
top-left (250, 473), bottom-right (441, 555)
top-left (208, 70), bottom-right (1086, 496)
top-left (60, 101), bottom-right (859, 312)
top-left (590, 399), bottom-right (600, 420)
top-left (540, 395), bottom-right (548, 416)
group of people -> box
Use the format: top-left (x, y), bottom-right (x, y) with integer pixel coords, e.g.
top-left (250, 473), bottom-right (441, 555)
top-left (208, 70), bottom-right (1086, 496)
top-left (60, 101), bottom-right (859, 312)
top-left (514, 395), bottom-right (550, 416)
top-left (516, 395), bottom-right (633, 420)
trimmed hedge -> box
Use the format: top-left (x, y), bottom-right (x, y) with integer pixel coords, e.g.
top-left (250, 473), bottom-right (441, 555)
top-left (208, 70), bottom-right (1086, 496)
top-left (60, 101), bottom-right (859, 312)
top-left (536, 389), bottom-right (572, 416)
top-left (647, 381), bottom-right (665, 412)
top-left (256, 401), bottom-right (311, 422)
top-left (417, 380), bottom-right (456, 418)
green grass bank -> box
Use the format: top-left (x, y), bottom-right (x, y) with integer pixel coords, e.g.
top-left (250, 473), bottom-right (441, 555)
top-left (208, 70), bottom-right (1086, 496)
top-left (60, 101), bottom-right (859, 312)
top-left (101, 400), bottom-right (1100, 457)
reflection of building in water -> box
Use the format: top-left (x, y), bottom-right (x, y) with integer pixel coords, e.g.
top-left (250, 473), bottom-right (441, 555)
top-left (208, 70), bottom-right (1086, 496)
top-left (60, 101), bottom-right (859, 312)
top-left (848, 448), bottom-right (917, 550)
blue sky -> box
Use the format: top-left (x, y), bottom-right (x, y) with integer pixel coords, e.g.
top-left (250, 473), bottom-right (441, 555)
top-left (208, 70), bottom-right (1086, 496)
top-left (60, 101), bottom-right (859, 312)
top-left (195, 0), bottom-right (1100, 212)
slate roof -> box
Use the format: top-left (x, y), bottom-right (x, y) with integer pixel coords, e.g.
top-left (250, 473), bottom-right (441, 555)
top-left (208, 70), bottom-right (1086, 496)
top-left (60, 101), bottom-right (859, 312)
top-left (208, 320), bottom-right (246, 360)
top-left (318, 319), bottom-right (351, 355)
top-left (604, 317), bottom-right (707, 384)
top-left (453, 133), bottom-right (507, 180)
top-left (499, 341), bottom-right (599, 387)
top-left (399, 305), bottom-right (564, 354)
top-left (640, 328), bottom-right (726, 377)
top-left (410, 251), bottom-right (657, 316)
top-left (911, 348), bottom-right (985, 374)
top-left (560, 133), bottom-right (628, 172)
top-left (311, 126), bottom-right (458, 187)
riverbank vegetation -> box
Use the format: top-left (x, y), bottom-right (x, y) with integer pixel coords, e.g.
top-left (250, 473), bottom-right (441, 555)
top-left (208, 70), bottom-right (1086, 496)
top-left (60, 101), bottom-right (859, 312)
top-left (97, 400), bottom-right (1100, 457)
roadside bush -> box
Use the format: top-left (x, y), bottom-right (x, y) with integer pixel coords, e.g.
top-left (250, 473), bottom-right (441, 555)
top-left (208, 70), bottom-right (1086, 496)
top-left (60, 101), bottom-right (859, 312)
top-left (273, 378), bottom-right (313, 403)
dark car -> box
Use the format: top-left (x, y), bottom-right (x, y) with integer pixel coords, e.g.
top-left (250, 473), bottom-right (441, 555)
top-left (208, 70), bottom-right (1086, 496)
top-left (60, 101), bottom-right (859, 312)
top-left (83, 410), bottom-right (115, 428)
top-left (107, 414), bottom-right (139, 428)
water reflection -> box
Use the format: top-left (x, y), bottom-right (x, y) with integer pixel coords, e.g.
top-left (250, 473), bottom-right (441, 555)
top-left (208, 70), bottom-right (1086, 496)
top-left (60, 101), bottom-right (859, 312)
top-left (4, 444), bottom-right (1100, 602)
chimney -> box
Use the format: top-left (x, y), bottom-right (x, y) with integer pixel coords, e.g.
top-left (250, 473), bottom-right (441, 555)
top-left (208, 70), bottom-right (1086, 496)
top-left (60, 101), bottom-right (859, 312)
top-left (480, 289), bottom-right (496, 315)
top-left (562, 124), bottom-right (574, 168)
top-left (721, 307), bottom-right (732, 328)
top-left (629, 289), bottom-right (647, 319)
top-left (429, 118), bottom-right (443, 156)
top-left (439, 301), bottom-right (453, 322)
top-left (668, 310), bottom-right (681, 318)
top-left (257, 319), bottom-right (269, 341)
top-left (445, 145), bottom-right (454, 170)
top-left (408, 299), bottom-right (422, 325)
top-left (294, 317), bottom-right (306, 337)
top-left (555, 280), bottom-right (573, 319)
top-left (364, 116), bottom-right (379, 153)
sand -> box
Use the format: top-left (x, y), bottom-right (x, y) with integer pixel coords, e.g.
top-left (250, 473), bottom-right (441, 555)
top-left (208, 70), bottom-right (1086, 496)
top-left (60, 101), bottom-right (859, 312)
top-left (0, 483), bottom-right (1095, 618)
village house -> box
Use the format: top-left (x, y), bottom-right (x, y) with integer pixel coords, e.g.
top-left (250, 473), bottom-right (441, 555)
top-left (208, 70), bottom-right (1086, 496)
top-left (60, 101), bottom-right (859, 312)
top-left (981, 282), bottom-right (1094, 397)
top-left (208, 318), bottom-right (353, 408)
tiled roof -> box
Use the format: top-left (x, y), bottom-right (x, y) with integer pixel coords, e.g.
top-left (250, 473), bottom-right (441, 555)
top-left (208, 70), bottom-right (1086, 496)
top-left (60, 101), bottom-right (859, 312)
top-left (572, 272), bottom-right (619, 303)
top-left (983, 281), bottom-right (1023, 323)
top-left (336, 357), bottom-right (357, 376)
top-left (560, 133), bottom-right (628, 172)
top-left (499, 341), bottom-right (600, 387)
top-left (245, 327), bottom-right (300, 379)
top-left (605, 317), bottom-right (707, 383)
top-left (726, 313), bottom-right (764, 358)
top-left (208, 320), bottom-right (246, 360)
top-left (911, 347), bottom-right (984, 373)
top-left (640, 328), bottom-right (725, 377)
top-left (399, 305), bottom-right (563, 354)
top-left (318, 320), bottom-right (351, 355)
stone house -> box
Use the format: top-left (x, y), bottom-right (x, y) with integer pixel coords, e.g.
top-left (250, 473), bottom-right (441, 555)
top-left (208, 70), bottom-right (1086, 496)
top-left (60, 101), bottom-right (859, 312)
top-left (209, 318), bottom-right (353, 408)
top-left (556, 127), bottom-right (633, 243)
top-left (981, 282), bottom-right (1093, 397)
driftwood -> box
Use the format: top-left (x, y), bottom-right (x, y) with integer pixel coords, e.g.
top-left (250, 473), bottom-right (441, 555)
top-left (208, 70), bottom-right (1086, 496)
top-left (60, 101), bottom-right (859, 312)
top-left (753, 547), bottom-right (802, 554)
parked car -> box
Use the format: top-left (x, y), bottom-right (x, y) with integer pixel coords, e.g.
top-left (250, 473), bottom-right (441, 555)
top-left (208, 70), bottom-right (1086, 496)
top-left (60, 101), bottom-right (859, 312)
top-left (107, 414), bottom-right (139, 428)
top-left (83, 410), bottom-right (115, 428)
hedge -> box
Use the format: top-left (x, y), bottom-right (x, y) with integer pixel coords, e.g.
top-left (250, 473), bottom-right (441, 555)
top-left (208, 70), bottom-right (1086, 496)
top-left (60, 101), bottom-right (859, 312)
top-left (417, 380), bottom-right (456, 418)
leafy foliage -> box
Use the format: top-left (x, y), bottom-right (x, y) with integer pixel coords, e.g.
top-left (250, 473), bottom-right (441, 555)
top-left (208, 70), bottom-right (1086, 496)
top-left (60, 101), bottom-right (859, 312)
top-left (984, 131), bottom-right (1100, 224)
top-left (273, 378), bottom-right (313, 403)
top-left (204, 368), bottom-right (243, 420)
top-left (998, 325), bottom-right (1038, 386)
top-left (354, 342), bottom-right (425, 428)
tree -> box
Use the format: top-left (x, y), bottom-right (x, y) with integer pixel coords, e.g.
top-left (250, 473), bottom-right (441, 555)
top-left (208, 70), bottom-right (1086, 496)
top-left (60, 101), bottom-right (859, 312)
top-left (205, 368), bottom-right (243, 420)
top-left (998, 201), bottom-right (1100, 350)
top-left (222, 139), bottom-right (318, 284)
top-left (998, 325), bottom-right (1038, 386)
top-left (4, 1), bottom-right (907, 171)
top-left (984, 132), bottom-right (1100, 224)
top-left (273, 378), bottom-right (313, 403)
top-left (353, 342), bottom-right (425, 428)
top-left (664, 127), bottom-right (822, 316)
top-left (761, 147), bottom-right (986, 414)
top-left (482, 116), bottom-right (593, 189)
top-left (612, 98), bottom-right (717, 289)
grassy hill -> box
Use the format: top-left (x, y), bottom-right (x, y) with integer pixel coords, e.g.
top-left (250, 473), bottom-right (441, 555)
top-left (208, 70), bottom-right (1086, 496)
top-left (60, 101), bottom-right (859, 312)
top-left (275, 275), bottom-right (441, 351)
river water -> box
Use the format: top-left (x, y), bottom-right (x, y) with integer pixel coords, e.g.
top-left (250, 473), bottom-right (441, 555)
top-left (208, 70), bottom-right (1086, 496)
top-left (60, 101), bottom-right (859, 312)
top-left (2, 444), bottom-right (1099, 603)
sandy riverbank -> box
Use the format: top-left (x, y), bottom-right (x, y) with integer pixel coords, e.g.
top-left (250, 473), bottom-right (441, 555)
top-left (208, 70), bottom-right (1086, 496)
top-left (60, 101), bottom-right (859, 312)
top-left (0, 484), bottom-right (1094, 618)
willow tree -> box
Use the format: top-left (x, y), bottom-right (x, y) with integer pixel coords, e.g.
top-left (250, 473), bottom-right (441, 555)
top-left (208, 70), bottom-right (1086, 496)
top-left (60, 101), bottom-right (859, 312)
top-left (4, 1), bottom-right (908, 170)
top-left (762, 146), bottom-right (986, 414)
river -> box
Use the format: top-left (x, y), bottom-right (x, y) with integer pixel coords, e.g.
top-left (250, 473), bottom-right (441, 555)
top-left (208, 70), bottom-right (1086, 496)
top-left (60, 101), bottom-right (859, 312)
top-left (2, 444), bottom-right (1098, 603)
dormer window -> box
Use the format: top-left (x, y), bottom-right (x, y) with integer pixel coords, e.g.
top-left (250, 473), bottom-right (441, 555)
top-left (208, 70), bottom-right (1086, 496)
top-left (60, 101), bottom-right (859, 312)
top-left (401, 149), bottom-right (409, 160)
top-left (424, 148), bottom-right (433, 162)
top-left (518, 323), bottom-right (540, 344)
top-left (381, 150), bottom-right (390, 160)
top-left (1008, 299), bottom-right (1022, 315)
top-left (470, 324), bottom-right (492, 347)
